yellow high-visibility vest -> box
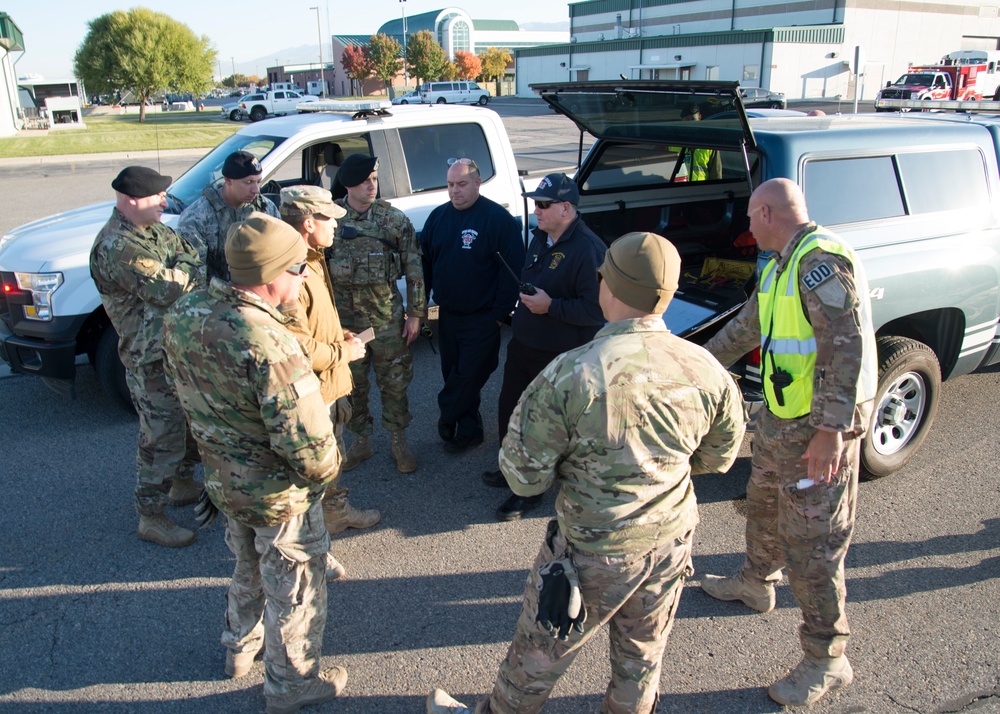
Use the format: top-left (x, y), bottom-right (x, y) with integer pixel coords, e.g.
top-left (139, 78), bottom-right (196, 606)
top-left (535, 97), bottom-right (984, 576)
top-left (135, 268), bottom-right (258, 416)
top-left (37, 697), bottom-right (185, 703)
top-left (758, 228), bottom-right (877, 418)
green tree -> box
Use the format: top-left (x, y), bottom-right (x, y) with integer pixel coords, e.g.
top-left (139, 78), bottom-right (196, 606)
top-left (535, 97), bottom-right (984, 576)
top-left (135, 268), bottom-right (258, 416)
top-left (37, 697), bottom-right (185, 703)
top-left (368, 33), bottom-right (403, 91)
top-left (440, 61), bottom-right (460, 81)
top-left (454, 51), bottom-right (482, 81)
top-left (222, 73), bottom-right (250, 89)
top-left (341, 43), bottom-right (373, 96)
top-left (479, 47), bottom-right (512, 97)
top-left (73, 7), bottom-right (216, 122)
top-left (406, 30), bottom-right (447, 84)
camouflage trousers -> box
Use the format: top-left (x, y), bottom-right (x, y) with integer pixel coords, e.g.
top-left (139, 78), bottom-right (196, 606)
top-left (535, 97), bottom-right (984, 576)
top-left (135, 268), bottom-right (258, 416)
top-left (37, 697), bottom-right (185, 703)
top-left (741, 408), bottom-right (859, 659)
top-left (125, 360), bottom-right (200, 516)
top-left (346, 323), bottom-right (412, 437)
top-left (222, 500), bottom-right (331, 698)
top-left (322, 420), bottom-right (348, 509)
top-left (483, 522), bottom-right (694, 714)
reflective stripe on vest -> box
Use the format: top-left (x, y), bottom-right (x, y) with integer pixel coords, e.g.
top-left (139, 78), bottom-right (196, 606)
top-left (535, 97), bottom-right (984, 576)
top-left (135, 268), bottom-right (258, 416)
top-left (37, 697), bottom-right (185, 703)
top-left (758, 228), bottom-right (877, 419)
top-left (688, 148), bottom-right (714, 181)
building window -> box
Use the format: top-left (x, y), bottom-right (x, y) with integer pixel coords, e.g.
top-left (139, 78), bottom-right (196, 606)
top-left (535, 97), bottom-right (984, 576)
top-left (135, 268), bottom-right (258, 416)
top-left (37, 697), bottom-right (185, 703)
top-left (743, 65), bottom-right (760, 82)
top-left (452, 20), bottom-right (470, 54)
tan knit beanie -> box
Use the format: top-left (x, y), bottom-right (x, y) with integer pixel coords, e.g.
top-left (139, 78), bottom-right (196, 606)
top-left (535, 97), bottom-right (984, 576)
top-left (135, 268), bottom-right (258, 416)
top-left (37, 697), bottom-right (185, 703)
top-left (598, 232), bottom-right (680, 313)
top-left (225, 212), bottom-right (307, 286)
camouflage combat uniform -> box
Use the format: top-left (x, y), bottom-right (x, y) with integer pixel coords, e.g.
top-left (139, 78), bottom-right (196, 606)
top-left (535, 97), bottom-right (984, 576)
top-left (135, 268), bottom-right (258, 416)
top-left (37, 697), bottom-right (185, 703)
top-left (702, 222), bottom-right (876, 660)
top-left (484, 316), bottom-right (746, 714)
top-left (89, 208), bottom-right (203, 516)
top-left (163, 278), bottom-right (338, 699)
top-left (177, 185), bottom-right (279, 281)
top-left (326, 198), bottom-right (426, 437)
top-left (284, 246), bottom-right (355, 510)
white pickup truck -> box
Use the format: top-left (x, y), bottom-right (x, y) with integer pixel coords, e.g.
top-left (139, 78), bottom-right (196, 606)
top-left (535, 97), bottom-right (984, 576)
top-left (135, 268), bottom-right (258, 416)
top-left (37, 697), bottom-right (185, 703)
top-left (239, 89), bottom-right (318, 121)
top-left (0, 100), bottom-right (543, 408)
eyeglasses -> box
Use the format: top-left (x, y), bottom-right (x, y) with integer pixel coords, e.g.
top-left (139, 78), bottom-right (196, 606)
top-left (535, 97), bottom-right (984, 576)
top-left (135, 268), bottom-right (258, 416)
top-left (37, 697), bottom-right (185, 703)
top-left (534, 200), bottom-right (563, 210)
top-left (286, 260), bottom-right (308, 276)
top-left (447, 157), bottom-right (479, 172)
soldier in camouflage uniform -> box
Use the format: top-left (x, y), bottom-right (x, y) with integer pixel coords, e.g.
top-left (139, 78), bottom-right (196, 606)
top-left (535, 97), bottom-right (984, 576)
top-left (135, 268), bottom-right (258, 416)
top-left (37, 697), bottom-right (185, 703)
top-left (279, 185), bottom-right (381, 580)
top-left (699, 178), bottom-right (877, 707)
top-left (428, 232), bottom-right (746, 714)
top-left (89, 166), bottom-right (204, 549)
top-left (327, 154), bottom-right (427, 473)
top-left (177, 150), bottom-right (280, 282)
top-left (163, 213), bottom-right (348, 713)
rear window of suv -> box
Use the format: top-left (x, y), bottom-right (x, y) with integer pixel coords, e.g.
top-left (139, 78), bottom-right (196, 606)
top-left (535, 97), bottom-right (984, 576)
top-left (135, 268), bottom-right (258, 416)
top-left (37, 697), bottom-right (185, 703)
top-left (804, 148), bottom-right (990, 226)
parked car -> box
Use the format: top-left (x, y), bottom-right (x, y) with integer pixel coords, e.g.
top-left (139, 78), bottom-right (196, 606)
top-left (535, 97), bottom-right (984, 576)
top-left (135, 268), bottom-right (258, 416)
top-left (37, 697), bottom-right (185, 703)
top-left (533, 78), bottom-right (1000, 478)
top-left (739, 86), bottom-right (787, 109)
top-left (392, 90), bottom-right (420, 105)
top-left (220, 102), bottom-right (244, 121)
top-left (418, 81), bottom-right (490, 105)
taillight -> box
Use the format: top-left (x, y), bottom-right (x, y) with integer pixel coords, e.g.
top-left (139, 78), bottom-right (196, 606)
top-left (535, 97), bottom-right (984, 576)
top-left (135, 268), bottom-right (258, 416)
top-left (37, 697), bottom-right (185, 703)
top-left (746, 347), bottom-right (761, 366)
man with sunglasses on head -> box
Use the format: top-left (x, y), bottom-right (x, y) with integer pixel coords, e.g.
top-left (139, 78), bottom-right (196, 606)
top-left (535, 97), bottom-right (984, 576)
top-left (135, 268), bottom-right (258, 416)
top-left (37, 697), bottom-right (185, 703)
top-left (164, 213), bottom-right (348, 713)
top-left (483, 173), bottom-right (606, 521)
top-left (421, 157), bottom-right (525, 454)
top-left (178, 150), bottom-right (280, 282)
top-left (327, 154), bottom-right (427, 475)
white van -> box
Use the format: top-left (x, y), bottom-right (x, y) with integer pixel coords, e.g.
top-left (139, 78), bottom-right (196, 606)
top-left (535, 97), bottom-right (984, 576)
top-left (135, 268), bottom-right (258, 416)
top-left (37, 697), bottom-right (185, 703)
top-left (419, 80), bottom-right (490, 105)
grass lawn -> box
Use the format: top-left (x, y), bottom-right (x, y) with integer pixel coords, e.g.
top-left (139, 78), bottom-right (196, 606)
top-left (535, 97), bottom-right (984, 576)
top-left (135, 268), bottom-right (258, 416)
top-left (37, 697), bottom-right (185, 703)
top-left (0, 112), bottom-right (242, 158)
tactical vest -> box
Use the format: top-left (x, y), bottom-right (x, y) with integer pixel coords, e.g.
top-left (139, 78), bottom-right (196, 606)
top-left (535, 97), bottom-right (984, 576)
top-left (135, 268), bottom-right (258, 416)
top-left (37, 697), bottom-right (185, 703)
top-left (325, 201), bottom-right (404, 287)
top-left (758, 227), bottom-right (877, 419)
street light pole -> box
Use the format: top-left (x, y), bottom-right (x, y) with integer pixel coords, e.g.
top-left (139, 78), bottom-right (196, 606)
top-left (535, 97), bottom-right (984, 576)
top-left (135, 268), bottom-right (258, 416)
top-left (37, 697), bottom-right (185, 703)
top-left (401, 0), bottom-right (408, 87)
top-left (231, 57), bottom-right (236, 77)
top-left (310, 6), bottom-right (326, 98)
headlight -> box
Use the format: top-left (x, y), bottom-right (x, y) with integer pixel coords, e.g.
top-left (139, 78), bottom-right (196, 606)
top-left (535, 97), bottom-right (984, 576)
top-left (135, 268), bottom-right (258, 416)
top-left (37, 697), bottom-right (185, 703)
top-left (14, 272), bottom-right (63, 320)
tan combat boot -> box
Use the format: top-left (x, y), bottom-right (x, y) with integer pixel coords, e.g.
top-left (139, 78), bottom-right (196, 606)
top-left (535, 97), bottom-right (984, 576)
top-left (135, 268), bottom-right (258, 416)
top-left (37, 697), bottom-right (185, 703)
top-left (167, 478), bottom-right (203, 507)
top-left (326, 551), bottom-right (347, 581)
top-left (265, 666), bottom-right (348, 714)
top-left (138, 514), bottom-right (196, 548)
top-left (323, 499), bottom-right (381, 536)
top-left (341, 434), bottom-right (373, 472)
top-left (700, 572), bottom-right (776, 613)
top-left (390, 429), bottom-right (417, 473)
top-left (426, 688), bottom-right (473, 713)
top-left (768, 655), bottom-right (854, 706)
top-left (225, 645), bottom-right (264, 678)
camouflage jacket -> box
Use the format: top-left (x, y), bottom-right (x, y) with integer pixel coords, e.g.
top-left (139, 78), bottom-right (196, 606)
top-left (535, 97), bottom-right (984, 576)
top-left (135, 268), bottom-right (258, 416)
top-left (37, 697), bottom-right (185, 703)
top-left (176, 185), bottom-right (279, 282)
top-left (89, 208), bottom-right (203, 369)
top-left (283, 247), bottom-right (354, 405)
top-left (499, 316), bottom-right (746, 557)
top-left (326, 198), bottom-right (427, 332)
top-left (163, 278), bottom-right (339, 527)
top-left (702, 223), bottom-right (874, 434)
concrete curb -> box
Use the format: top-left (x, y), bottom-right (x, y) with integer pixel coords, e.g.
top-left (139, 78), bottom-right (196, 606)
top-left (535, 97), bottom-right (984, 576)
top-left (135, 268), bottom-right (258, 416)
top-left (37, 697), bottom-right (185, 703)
top-left (0, 147), bottom-right (208, 168)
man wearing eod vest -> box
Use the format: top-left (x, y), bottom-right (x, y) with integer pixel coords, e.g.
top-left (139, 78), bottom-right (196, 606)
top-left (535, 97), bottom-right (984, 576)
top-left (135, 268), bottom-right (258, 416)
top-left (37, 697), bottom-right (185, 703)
top-left (699, 178), bottom-right (877, 707)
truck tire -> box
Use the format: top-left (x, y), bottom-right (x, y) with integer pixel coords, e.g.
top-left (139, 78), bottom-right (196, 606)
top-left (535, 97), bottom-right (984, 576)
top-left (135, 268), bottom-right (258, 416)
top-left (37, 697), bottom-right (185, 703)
top-left (994, 87), bottom-right (1000, 101)
top-left (478, 95), bottom-right (489, 106)
top-left (436, 97), bottom-right (447, 104)
top-left (861, 336), bottom-right (941, 479)
top-left (94, 325), bottom-right (135, 414)
top-left (229, 109), bottom-right (241, 121)
top-left (249, 106), bottom-right (267, 122)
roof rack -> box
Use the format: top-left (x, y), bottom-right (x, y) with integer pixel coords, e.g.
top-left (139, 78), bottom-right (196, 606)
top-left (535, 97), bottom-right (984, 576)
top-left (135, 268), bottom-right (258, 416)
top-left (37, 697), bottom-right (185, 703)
top-left (297, 99), bottom-right (393, 119)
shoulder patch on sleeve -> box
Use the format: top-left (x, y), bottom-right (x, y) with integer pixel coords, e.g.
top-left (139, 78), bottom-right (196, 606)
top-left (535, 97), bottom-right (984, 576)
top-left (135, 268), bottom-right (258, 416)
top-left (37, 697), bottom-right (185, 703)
top-left (801, 261), bottom-right (835, 291)
top-left (291, 375), bottom-right (320, 400)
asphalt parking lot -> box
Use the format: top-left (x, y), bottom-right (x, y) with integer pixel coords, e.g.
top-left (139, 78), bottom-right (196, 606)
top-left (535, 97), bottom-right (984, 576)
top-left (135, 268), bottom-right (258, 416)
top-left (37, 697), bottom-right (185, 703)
top-left (1, 98), bottom-right (998, 713)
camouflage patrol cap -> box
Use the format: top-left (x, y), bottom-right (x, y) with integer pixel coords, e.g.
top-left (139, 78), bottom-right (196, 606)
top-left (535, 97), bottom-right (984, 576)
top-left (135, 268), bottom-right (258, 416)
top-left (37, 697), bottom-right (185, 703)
top-left (279, 185), bottom-right (346, 219)
top-left (599, 232), bottom-right (680, 314)
top-left (225, 212), bottom-right (307, 286)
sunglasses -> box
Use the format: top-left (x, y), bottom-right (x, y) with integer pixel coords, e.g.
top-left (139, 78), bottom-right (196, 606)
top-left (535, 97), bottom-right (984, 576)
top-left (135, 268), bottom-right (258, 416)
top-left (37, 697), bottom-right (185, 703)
top-left (447, 157), bottom-right (479, 171)
top-left (534, 200), bottom-right (563, 210)
top-left (286, 260), bottom-right (308, 276)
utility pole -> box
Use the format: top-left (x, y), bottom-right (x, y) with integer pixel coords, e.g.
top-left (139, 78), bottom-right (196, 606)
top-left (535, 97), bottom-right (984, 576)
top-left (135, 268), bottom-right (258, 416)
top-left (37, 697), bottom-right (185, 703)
top-left (401, 0), bottom-right (409, 87)
top-left (311, 6), bottom-right (326, 98)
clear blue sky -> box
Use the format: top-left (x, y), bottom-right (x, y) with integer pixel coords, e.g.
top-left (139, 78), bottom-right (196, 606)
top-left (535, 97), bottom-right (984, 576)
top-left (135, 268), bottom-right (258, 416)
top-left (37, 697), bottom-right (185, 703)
top-left (4, 1), bottom-right (572, 80)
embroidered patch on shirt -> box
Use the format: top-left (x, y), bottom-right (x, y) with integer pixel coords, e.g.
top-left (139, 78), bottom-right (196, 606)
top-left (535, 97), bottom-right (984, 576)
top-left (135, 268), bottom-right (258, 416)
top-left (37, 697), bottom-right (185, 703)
top-left (802, 262), bottom-right (835, 291)
top-left (461, 229), bottom-right (478, 250)
top-left (548, 251), bottom-right (565, 270)
top-left (291, 375), bottom-right (320, 400)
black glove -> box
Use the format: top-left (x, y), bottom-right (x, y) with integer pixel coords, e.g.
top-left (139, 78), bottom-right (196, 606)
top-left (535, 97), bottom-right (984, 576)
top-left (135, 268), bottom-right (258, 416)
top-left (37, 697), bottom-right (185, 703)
top-left (535, 555), bottom-right (586, 640)
top-left (193, 489), bottom-right (219, 529)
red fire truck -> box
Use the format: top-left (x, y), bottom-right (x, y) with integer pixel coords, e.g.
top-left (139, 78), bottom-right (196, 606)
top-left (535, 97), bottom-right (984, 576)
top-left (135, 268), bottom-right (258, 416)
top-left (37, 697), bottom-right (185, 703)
top-left (875, 50), bottom-right (1000, 111)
